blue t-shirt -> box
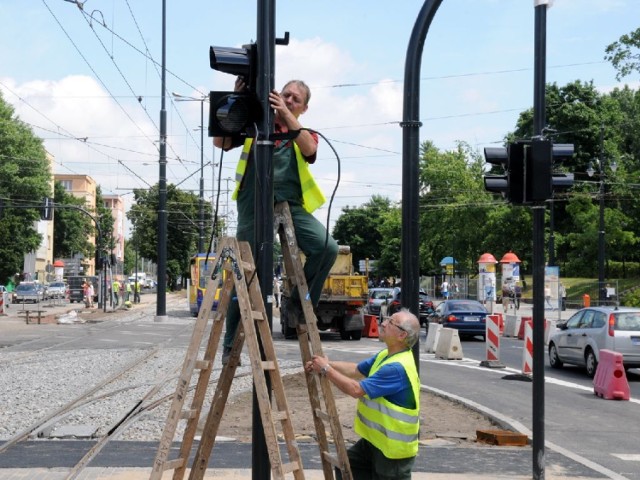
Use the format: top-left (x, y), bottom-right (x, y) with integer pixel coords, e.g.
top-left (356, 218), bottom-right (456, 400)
top-left (357, 352), bottom-right (416, 409)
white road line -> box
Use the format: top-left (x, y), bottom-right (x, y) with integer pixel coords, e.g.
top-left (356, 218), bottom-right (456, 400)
top-left (612, 454), bottom-right (640, 461)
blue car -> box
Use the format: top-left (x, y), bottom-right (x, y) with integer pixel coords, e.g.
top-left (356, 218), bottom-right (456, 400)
top-left (428, 299), bottom-right (487, 340)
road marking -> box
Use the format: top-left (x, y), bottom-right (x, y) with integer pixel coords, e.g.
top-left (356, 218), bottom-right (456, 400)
top-left (612, 454), bottom-right (640, 461)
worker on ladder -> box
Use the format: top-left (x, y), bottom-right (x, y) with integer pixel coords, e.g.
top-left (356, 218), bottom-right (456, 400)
top-left (213, 78), bottom-right (338, 364)
top-left (306, 310), bottom-right (422, 480)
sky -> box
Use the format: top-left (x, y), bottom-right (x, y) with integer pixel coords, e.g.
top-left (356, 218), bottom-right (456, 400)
top-left (0, 0), bottom-right (638, 238)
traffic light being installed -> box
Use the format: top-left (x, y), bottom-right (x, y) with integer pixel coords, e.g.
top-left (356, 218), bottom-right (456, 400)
top-left (484, 140), bottom-right (574, 205)
top-left (208, 43), bottom-right (262, 137)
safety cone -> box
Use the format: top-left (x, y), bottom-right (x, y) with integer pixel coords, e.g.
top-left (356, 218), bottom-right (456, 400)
top-left (362, 314), bottom-right (379, 338)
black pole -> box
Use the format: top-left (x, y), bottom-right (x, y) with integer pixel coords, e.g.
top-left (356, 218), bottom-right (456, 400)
top-left (198, 99), bottom-right (205, 253)
top-left (402, 0), bottom-right (443, 371)
top-left (532, 3), bottom-right (548, 479)
top-left (155, 0), bottom-right (168, 321)
top-left (252, 1), bottom-right (275, 478)
top-left (597, 124), bottom-right (605, 304)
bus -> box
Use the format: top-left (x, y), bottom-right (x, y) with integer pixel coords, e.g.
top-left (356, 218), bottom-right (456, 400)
top-left (188, 253), bottom-right (223, 316)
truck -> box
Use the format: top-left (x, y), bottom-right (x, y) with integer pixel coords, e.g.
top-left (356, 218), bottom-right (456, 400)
top-left (280, 245), bottom-right (367, 340)
top-left (67, 275), bottom-right (99, 304)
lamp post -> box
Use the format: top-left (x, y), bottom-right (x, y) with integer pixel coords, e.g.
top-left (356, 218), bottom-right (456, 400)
top-left (172, 92), bottom-right (207, 253)
top-left (587, 125), bottom-right (617, 305)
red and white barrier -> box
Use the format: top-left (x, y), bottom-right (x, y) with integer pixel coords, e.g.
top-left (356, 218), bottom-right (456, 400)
top-left (0, 292), bottom-right (6, 315)
top-left (480, 314), bottom-right (505, 368)
top-left (521, 321), bottom-right (533, 375)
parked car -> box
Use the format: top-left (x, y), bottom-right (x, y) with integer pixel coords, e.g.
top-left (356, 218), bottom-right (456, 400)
top-left (365, 287), bottom-right (393, 316)
top-left (428, 299), bottom-right (488, 340)
top-left (46, 281), bottom-right (67, 299)
top-left (380, 287), bottom-right (434, 327)
top-left (548, 306), bottom-right (640, 377)
top-left (13, 283), bottom-right (44, 304)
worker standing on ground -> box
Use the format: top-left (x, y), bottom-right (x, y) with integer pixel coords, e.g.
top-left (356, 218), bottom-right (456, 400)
top-left (112, 279), bottom-right (121, 307)
top-left (305, 310), bottom-right (421, 480)
top-left (214, 78), bottom-right (338, 364)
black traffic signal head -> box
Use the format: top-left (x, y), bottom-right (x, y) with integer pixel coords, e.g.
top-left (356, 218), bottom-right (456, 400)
top-left (209, 43), bottom-right (257, 92)
top-left (483, 147), bottom-right (509, 197)
top-left (208, 91), bottom-right (262, 137)
top-left (209, 42), bottom-right (261, 137)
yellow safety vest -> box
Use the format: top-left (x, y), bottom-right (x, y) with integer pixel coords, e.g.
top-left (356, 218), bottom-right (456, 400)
top-left (354, 349), bottom-right (420, 459)
top-left (231, 138), bottom-right (326, 213)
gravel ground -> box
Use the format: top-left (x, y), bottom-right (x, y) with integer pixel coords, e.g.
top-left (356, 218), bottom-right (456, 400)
top-left (0, 300), bottom-right (302, 443)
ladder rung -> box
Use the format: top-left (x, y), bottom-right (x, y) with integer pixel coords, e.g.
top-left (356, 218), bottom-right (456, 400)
top-left (194, 359), bottom-right (210, 370)
top-left (261, 360), bottom-right (277, 371)
top-left (241, 260), bottom-right (254, 273)
top-left (281, 460), bottom-right (302, 474)
top-left (163, 458), bottom-right (186, 471)
top-left (181, 409), bottom-right (197, 420)
top-left (321, 451), bottom-right (341, 468)
top-left (314, 408), bottom-right (330, 422)
top-left (272, 410), bottom-right (289, 422)
top-left (251, 310), bottom-right (264, 320)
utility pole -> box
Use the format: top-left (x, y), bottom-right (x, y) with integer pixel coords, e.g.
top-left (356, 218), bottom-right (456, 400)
top-left (155, 0), bottom-right (168, 322)
top-left (532, 2), bottom-right (549, 478)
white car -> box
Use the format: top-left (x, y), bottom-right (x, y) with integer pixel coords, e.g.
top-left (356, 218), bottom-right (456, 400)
top-left (548, 306), bottom-right (640, 377)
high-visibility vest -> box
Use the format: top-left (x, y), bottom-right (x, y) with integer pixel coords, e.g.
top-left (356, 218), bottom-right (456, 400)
top-left (354, 349), bottom-right (420, 459)
top-left (231, 138), bottom-right (326, 213)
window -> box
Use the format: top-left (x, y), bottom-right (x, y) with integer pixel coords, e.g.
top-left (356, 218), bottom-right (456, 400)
top-left (60, 180), bottom-right (73, 191)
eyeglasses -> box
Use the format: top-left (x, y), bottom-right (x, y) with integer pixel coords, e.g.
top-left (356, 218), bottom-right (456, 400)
top-left (387, 319), bottom-right (408, 334)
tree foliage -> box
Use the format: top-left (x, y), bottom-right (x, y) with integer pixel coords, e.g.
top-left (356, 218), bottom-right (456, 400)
top-left (53, 181), bottom-right (95, 261)
top-left (605, 27), bottom-right (640, 81)
top-left (0, 92), bottom-right (51, 283)
top-left (128, 184), bottom-right (210, 283)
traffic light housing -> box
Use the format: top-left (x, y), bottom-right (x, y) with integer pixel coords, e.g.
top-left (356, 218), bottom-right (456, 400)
top-left (484, 140), bottom-right (574, 205)
top-left (483, 144), bottom-right (524, 204)
top-left (208, 43), bottom-right (262, 137)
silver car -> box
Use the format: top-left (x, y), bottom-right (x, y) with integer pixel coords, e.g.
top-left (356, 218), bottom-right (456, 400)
top-left (365, 287), bottom-right (393, 316)
top-left (548, 306), bottom-right (640, 377)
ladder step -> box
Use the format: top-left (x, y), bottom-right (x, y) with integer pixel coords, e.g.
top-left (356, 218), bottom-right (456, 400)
top-left (272, 410), bottom-right (289, 422)
top-left (314, 408), bottom-right (330, 422)
top-left (241, 259), bottom-right (254, 273)
top-left (321, 452), bottom-right (341, 468)
top-left (261, 360), bottom-right (276, 371)
top-left (251, 310), bottom-right (264, 320)
top-left (181, 409), bottom-right (197, 420)
top-left (163, 458), bottom-right (185, 471)
top-left (281, 460), bottom-right (303, 474)
top-left (194, 360), bottom-right (210, 370)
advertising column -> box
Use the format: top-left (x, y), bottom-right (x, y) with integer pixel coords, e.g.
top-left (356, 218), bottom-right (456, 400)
top-left (477, 253), bottom-right (497, 313)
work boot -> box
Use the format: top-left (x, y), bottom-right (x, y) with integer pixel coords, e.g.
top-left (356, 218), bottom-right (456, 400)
top-left (221, 346), bottom-right (241, 366)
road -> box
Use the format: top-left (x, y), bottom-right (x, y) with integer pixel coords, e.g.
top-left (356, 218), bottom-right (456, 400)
top-left (2, 295), bottom-right (638, 479)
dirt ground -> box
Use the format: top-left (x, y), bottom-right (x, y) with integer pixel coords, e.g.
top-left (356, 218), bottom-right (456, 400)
top-left (212, 371), bottom-right (501, 447)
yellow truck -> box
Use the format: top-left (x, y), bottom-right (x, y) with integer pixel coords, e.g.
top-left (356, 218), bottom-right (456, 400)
top-left (281, 245), bottom-right (368, 340)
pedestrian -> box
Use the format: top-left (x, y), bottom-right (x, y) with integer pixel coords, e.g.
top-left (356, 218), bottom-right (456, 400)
top-left (273, 276), bottom-right (281, 308)
top-left (112, 279), bottom-right (120, 306)
top-left (214, 78), bottom-right (338, 364)
top-left (441, 280), bottom-right (449, 299)
top-left (559, 283), bottom-right (566, 311)
top-left (82, 280), bottom-right (90, 308)
top-left (86, 282), bottom-right (94, 308)
top-left (125, 281), bottom-right (132, 303)
top-left (544, 284), bottom-right (552, 308)
top-left (134, 281), bottom-right (141, 304)
top-left (305, 309), bottom-right (421, 480)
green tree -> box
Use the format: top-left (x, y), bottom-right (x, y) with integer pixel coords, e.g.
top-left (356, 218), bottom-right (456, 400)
top-left (331, 195), bottom-right (394, 272)
top-left (128, 184), bottom-right (205, 285)
top-left (605, 27), bottom-right (640, 81)
top-left (52, 181), bottom-right (94, 261)
top-left (95, 186), bottom-right (115, 269)
top-left (0, 92), bottom-right (51, 283)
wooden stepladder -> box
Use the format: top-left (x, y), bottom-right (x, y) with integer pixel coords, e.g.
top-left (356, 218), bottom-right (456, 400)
top-left (275, 202), bottom-right (353, 480)
top-left (150, 237), bottom-right (305, 480)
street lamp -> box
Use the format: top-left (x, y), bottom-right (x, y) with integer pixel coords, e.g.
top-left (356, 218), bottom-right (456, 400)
top-left (172, 92), bottom-right (208, 253)
top-left (587, 135), bottom-right (617, 305)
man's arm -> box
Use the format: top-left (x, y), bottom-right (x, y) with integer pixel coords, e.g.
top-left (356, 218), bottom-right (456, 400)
top-left (306, 356), bottom-right (366, 399)
top-left (269, 90), bottom-right (317, 158)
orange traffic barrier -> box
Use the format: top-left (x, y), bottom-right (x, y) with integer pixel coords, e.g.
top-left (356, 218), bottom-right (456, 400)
top-left (593, 349), bottom-right (630, 400)
top-left (362, 314), bottom-right (379, 338)
top-left (517, 316), bottom-right (533, 340)
top-left (489, 313), bottom-right (503, 335)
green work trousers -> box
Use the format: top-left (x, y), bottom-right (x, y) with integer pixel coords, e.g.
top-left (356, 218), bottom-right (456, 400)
top-left (335, 438), bottom-right (416, 480)
top-left (223, 202), bottom-right (338, 349)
